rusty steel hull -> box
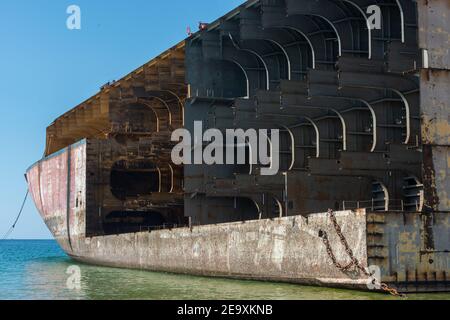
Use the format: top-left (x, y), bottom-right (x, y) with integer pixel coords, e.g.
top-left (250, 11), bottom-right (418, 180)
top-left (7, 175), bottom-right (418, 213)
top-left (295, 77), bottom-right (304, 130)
top-left (25, 0), bottom-right (450, 294)
top-left (26, 141), bottom-right (450, 293)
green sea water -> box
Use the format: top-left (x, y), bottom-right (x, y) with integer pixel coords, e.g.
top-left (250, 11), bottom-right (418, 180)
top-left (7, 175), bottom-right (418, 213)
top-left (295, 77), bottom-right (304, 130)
top-left (0, 240), bottom-right (448, 300)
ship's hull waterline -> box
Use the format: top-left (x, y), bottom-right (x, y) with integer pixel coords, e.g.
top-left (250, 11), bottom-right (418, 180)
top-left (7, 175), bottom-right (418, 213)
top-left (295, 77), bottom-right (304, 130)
top-left (26, 141), bottom-right (450, 293)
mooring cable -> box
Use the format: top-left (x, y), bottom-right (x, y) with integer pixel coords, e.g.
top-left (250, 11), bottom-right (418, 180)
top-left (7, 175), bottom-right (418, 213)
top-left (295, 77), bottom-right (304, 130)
top-left (1, 190), bottom-right (29, 240)
top-left (1, 148), bottom-right (46, 241)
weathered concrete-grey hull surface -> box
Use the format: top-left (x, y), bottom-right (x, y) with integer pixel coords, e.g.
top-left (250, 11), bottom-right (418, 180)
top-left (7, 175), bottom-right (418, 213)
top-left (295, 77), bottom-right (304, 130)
top-left (68, 211), bottom-right (449, 293)
top-left (69, 210), bottom-right (371, 290)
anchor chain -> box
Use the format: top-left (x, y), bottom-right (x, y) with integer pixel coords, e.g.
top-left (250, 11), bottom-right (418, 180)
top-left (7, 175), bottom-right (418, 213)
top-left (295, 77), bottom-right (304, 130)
top-left (320, 209), bottom-right (406, 298)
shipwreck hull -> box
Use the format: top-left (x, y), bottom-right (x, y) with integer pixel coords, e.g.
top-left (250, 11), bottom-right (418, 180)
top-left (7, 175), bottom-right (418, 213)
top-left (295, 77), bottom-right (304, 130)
top-left (25, 0), bottom-right (450, 294)
top-left (26, 142), bottom-right (449, 293)
top-left (26, 140), bottom-right (87, 254)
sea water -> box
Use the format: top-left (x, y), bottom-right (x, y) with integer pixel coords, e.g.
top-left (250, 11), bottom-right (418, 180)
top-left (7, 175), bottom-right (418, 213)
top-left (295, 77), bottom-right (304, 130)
top-left (0, 240), bottom-right (448, 300)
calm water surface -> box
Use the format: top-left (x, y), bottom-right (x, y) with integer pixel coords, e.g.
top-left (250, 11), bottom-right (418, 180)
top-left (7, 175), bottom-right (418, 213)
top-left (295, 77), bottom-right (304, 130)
top-left (0, 240), bottom-right (448, 300)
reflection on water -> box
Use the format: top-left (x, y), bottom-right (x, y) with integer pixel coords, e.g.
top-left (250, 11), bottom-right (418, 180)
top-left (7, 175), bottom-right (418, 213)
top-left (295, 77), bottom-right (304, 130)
top-left (0, 240), bottom-right (448, 300)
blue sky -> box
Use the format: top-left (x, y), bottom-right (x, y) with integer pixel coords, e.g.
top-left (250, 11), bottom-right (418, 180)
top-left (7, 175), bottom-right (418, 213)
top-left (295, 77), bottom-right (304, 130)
top-left (0, 0), bottom-right (243, 239)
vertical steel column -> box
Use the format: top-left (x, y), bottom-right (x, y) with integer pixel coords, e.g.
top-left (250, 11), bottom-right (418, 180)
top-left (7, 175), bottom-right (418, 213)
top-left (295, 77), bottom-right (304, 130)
top-left (418, 0), bottom-right (450, 213)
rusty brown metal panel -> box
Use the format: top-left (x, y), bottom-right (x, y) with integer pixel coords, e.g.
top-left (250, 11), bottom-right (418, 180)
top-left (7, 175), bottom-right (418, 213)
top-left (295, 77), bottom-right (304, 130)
top-left (432, 146), bottom-right (450, 211)
top-left (418, 0), bottom-right (450, 70)
top-left (367, 211), bottom-right (449, 290)
top-left (420, 69), bottom-right (450, 146)
top-left (420, 70), bottom-right (450, 211)
top-left (423, 145), bottom-right (450, 211)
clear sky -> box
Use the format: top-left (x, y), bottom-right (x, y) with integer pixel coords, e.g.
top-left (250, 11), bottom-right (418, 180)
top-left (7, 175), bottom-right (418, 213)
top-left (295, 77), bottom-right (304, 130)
top-left (0, 0), bottom-right (244, 239)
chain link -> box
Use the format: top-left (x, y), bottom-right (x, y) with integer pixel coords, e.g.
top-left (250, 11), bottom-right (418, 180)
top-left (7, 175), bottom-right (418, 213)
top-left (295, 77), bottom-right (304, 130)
top-left (320, 209), bottom-right (407, 298)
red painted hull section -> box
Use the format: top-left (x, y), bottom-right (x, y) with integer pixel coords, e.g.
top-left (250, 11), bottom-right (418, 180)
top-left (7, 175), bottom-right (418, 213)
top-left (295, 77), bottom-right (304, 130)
top-left (26, 141), bottom-right (87, 254)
